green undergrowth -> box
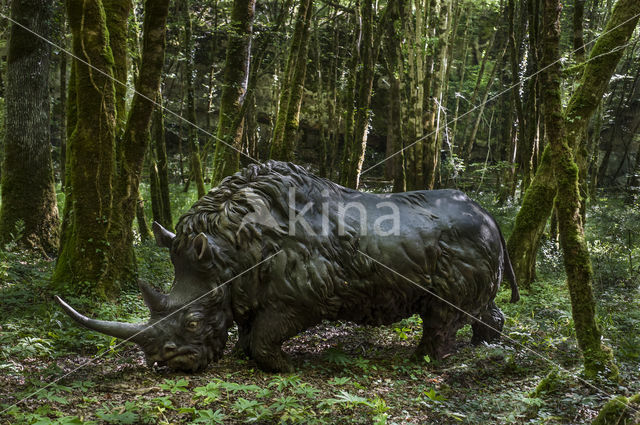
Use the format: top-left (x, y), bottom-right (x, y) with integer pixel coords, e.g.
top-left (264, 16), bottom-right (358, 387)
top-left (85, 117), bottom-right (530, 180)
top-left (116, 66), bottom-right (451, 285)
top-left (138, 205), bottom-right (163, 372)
top-left (1, 195), bottom-right (639, 424)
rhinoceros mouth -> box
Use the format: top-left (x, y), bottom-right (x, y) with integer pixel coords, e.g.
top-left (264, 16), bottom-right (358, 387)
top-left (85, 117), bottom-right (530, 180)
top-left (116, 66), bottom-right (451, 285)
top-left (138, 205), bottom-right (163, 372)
top-left (167, 354), bottom-right (206, 372)
top-left (146, 348), bottom-right (218, 372)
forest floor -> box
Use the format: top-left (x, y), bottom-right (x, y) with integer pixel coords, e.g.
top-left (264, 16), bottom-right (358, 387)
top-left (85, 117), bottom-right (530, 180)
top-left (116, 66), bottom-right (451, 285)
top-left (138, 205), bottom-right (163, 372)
top-left (1, 192), bottom-right (639, 424)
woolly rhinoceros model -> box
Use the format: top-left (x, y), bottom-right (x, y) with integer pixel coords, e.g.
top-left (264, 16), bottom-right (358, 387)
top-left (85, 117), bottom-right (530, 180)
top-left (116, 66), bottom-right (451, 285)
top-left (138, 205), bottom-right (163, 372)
top-left (56, 160), bottom-right (519, 373)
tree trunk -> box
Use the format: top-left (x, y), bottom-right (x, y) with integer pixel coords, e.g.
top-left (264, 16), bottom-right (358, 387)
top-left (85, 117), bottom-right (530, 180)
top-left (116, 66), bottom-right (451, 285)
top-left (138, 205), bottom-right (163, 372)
top-left (507, 0), bottom-right (640, 289)
top-left (499, 0), bottom-right (523, 202)
top-left (541, 0), bottom-right (617, 380)
top-left (270, 0), bottom-right (313, 161)
top-left (103, 0), bottom-right (131, 129)
top-left (179, 0), bottom-right (206, 198)
top-left (625, 147), bottom-right (640, 204)
top-left (462, 44), bottom-right (506, 163)
top-left (53, 0), bottom-right (120, 297)
top-left (423, 0), bottom-right (451, 189)
top-left (383, 0), bottom-right (406, 192)
top-left (403, 0), bottom-right (427, 190)
top-left (0, 0), bottom-right (59, 254)
top-left (211, 0), bottom-right (256, 185)
top-left (54, 0), bottom-right (169, 298)
top-left (59, 27), bottom-right (68, 189)
top-left (151, 91), bottom-right (173, 230)
top-left (450, 11), bottom-right (470, 151)
top-left (520, 0), bottom-right (542, 192)
top-left (341, 0), bottom-right (382, 189)
top-left (109, 0), bottom-right (171, 288)
top-left (572, 0), bottom-right (586, 62)
top-left (136, 196), bottom-right (151, 242)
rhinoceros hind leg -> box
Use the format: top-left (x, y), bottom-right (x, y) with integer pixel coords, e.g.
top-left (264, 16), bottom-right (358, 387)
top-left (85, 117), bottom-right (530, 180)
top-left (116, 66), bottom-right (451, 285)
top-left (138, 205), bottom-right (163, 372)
top-left (415, 313), bottom-right (459, 360)
top-left (471, 301), bottom-right (505, 345)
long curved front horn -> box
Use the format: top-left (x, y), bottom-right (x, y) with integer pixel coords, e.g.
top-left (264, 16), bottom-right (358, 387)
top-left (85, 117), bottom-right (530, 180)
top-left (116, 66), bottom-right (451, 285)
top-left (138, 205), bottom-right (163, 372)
top-left (54, 296), bottom-right (148, 344)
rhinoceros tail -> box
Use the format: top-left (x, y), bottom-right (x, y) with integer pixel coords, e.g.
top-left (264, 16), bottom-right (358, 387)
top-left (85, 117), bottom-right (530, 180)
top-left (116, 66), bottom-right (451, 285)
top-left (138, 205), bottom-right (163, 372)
top-left (499, 231), bottom-right (520, 303)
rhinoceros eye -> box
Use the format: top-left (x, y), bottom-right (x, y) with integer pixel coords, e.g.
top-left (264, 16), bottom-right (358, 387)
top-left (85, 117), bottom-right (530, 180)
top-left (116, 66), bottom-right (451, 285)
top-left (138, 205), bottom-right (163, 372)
top-left (186, 320), bottom-right (199, 331)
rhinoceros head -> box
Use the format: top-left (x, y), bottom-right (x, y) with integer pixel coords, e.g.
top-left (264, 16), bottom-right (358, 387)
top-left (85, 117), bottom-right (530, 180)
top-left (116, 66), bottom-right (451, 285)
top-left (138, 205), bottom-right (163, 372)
top-left (55, 222), bottom-right (233, 373)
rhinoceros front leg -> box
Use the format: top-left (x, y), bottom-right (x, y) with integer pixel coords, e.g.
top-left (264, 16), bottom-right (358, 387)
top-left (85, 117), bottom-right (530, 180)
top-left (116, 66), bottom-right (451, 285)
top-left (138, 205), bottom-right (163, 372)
top-left (471, 301), bottom-right (504, 345)
top-left (249, 311), bottom-right (297, 373)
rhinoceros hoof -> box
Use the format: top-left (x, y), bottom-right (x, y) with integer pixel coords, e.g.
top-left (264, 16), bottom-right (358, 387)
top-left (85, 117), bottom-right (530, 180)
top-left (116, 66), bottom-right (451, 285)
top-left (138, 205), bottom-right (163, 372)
top-left (471, 325), bottom-right (501, 345)
top-left (414, 341), bottom-right (454, 361)
top-left (255, 353), bottom-right (294, 373)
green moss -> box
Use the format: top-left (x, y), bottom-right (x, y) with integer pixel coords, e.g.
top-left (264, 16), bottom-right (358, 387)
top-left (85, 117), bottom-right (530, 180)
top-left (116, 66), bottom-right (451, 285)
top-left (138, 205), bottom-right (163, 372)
top-left (211, 0), bottom-right (255, 184)
top-left (593, 394), bottom-right (640, 425)
top-left (506, 146), bottom-right (556, 288)
top-left (530, 370), bottom-right (568, 398)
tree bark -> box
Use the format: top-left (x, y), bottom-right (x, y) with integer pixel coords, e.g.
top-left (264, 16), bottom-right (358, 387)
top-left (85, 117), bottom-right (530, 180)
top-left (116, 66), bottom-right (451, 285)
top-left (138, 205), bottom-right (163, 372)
top-left (340, 0), bottom-right (379, 189)
top-left (507, 0), bottom-right (640, 289)
top-left (270, 0), bottom-right (313, 161)
top-left (462, 44), bottom-right (507, 163)
top-left (450, 10), bottom-right (470, 151)
top-left (151, 91), bottom-right (173, 230)
top-left (53, 0), bottom-right (119, 297)
top-left (572, 0), bottom-right (586, 62)
top-left (520, 0), bottom-right (542, 191)
top-left (109, 0), bottom-right (171, 288)
top-left (54, 0), bottom-right (169, 298)
top-left (211, 0), bottom-right (256, 185)
top-left (179, 0), bottom-right (206, 198)
top-left (422, 0), bottom-right (451, 189)
top-left (59, 18), bottom-right (68, 189)
top-left (0, 0), bottom-right (59, 254)
top-left (383, 0), bottom-right (406, 192)
top-left (541, 0), bottom-right (617, 379)
top-left (103, 0), bottom-right (131, 129)
top-left (136, 196), bottom-right (151, 242)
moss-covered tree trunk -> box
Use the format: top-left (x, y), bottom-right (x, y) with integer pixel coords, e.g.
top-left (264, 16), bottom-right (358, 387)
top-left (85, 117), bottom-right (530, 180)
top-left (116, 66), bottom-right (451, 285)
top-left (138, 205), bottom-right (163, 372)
top-left (572, 0), bottom-right (586, 63)
top-left (54, 0), bottom-right (169, 298)
top-left (507, 0), bottom-right (640, 289)
top-left (211, 0), bottom-right (256, 185)
top-left (592, 394), bottom-right (640, 425)
top-left (58, 24), bottom-right (68, 190)
top-left (269, 0), bottom-right (313, 161)
top-left (53, 0), bottom-right (119, 297)
top-left (150, 91), bottom-right (173, 230)
top-left (179, 0), bottom-right (206, 198)
top-left (541, 0), bottom-right (617, 380)
top-left (103, 0), bottom-right (131, 129)
top-left (109, 0), bottom-right (171, 277)
top-left (0, 0), bottom-right (59, 253)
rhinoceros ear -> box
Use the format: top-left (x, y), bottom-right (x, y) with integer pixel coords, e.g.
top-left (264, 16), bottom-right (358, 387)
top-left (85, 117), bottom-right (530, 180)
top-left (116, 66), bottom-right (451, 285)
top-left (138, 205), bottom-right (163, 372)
top-left (193, 232), bottom-right (214, 263)
top-left (138, 281), bottom-right (168, 312)
top-left (152, 221), bottom-right (175, 249)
